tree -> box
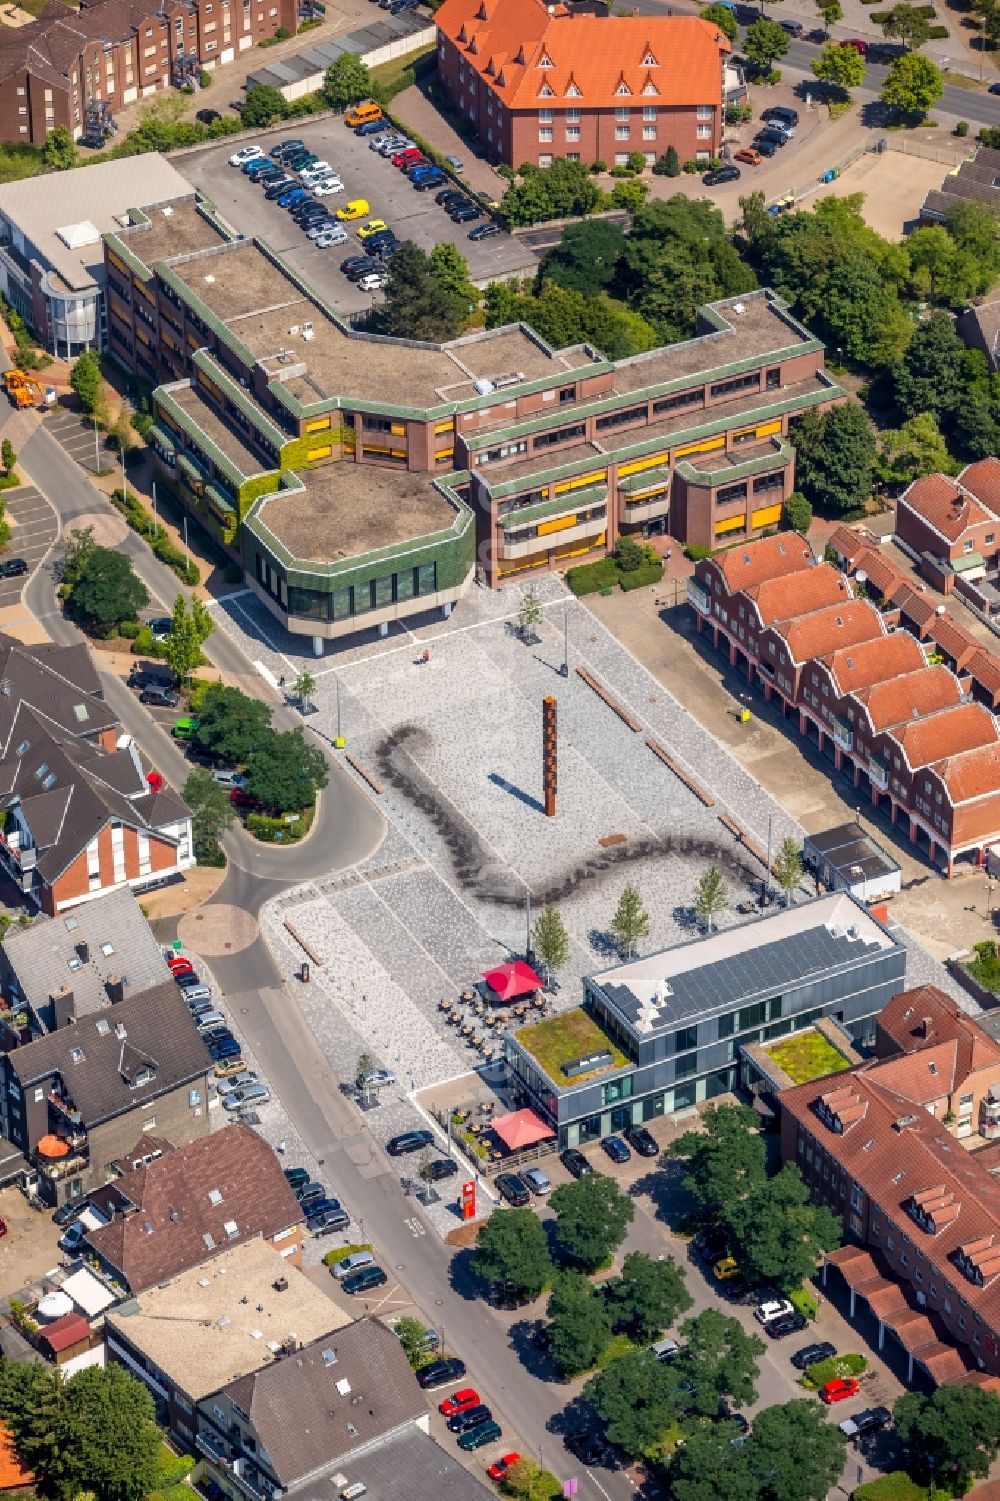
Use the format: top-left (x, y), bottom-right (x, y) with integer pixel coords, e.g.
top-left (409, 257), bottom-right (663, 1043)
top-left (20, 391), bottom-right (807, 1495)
top-left (500, 1458), bottom-right (562, 1501)
top-left (59, 525), bottom-right (96, 589)
top-left (817, 0), bottom-right (843, 28)
top-left (69, 348), bottom-right (101, 414)
top-left (543, 220), bottom-right (627, 298)
top-left (878, 411), bottom-right (955, 487)
top-left (669, 1421), bottom-right (759, 1501)
top-left (183, 768), bottom-right (234, 861)
top-left (954, 388), bottom-right (998, 461)
top-left (0, 1361), bottom-right (160, 1501)
top-left (584, 1349), bottom-right (683, 1457)
top-left (744, 1400), bottom-right (848, 1501)
top-left (611, 1251), bottom-right (692, 1342)
top-left (110, 400), bottom-right (136, 460)
top-left (550, 1172), bottom-right (635, 1271)
top-left (880, 2), bottom-right (932, 47)
top-left (372, 242), bottom-right (465, 341)
top-left (703, 1), bottom-right (739, 37)
top-left (355, 1050), bottom-right (374, 1086)
top-left (772, 835), bottom-right (803, 905)
top-left (783, 491), bottom-right (812, 533)
top-left (894, 1386), bottom-right (1000, 1492)
top-left (693, 864), bottom-right (728, 932)
top-left (546, 1272), bottom-right (613, 1376)
top-left (674, 1306), bottom-right (765, 1417)
top-left (811, 39), bottom-right (866, 90)
top-left (517, 587), bottom-right (543, 638)
top-left (293, 669), bottom-right (317, 711)
top-left (501, 159), bottom-right (601, 227)
top-left (532, 905), bottom-right (569, 985)
top-left (240, 84), bottom-right (287, 127)
top-left (67, 547), bottom-right (148, 636)
top-left (610, 882), bottom-right (650, 958)
top-left (668, 1103), bottom-right (766, 1214)
top-left (322, 53), bottom-right (373, 108)
top-left (396, 1316), bottom-right (432, 1368)
top-left (194, 685), bottom-right (273, 765)
top-left (429, 242), bottom-right (476, 308)
top-left (880, 51), bottom-right (943, 118)
top-left (614, 535), bottom-right (645, 572)
top-left (654, 145), bottom-right (682, 177)
top-left (892, 310), bottom-right (967, 423)
top-left (42, 125), bottom-right (79, 171)
top-left (162, 593), bottom-right (213, 684)
top-left (244, 728), bottom-right (328, 814)
top-left (1, 438), bottom-right (15, 475)
top-left (484, 278), bottom-right (657, 360)
top-left (744, 17), bottom-right (790, 70)
top-left (473, 1206), bottom-right (553, 1302)
top-left (725, 1163), bottom-right (841, 1290)
top-left (791, 403), bottom-right (877, 516)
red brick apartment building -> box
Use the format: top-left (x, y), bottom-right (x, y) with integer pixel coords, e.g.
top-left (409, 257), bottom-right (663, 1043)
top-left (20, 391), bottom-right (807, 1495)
top-left (895, 460), bottom-right (1000, 590)
top-left (434, 0), bottom-right (728, 168)
top-left (0, 0), bottom-right (295, 145)
top-left (689, 533), bottom-right (1000, 874)
top-left (781, 985), bottom-right (1000, 1386)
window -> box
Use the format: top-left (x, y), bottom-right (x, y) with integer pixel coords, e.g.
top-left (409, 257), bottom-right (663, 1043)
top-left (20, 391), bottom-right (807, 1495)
top-left (566, 107), bottom-right (580, 121)
top-left (538, 107), bottom-right (553, 121)
top-left (711, 372), bottom-right (760, 399)
top-left (675, 1052), bottom-right (697, 1078)
top-left (539, 153), bottom-right (553, 166)
top-left (697, 124), bottom-right (712, 139)
top-left (643, 127), bottom-right (656, 139)
top-left (718, 1012), bottom-right (735, 1039)
top-left (674, 1026), bottom-right (698, 1052)
top-left (417, 562), bottom-right (437, 595)
top-left (538, 127), bottom-right (553, 141)
top-left (697, 104), bottom-right (713, 118)
top-left (615, 105), bottom-right (630, 119)
top-left (614, 153), bottom-right (629, 165)
top-left (615, 125), bottom-right (630, 139)
top-left (653, 388), bottom-right (701, 415)
top-left (566, 126), bottom-right (580, 140)
top-left (643, 104), bottom-right (656, 120)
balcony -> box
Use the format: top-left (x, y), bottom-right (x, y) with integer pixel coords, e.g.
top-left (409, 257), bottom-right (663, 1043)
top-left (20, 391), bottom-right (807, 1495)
top-left (623, 492), bottom-right (670, 525)
top-left (499, 515), bottom-right (606, 561)
top-left (31, 1142), bottom-right (88, 1183)
top-left (869, 759), bottom-right (889, 792)
top-left (981, 1096), bottom-right (1000, 1139)
top-left (832, 719), bottom-right (853, 753)
top-left (49, 1092), bottom-right (83, 1128)
top-left (686, 579), bottom-right (711, 616)
top-left (195, 1433), bottom-right (276, 1501)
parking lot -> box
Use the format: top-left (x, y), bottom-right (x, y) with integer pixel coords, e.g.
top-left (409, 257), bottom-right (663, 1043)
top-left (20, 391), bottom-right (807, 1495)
top-left (179, 118), bottom-right (536, 316)
top-left (0, 486), bottom-right (57, 607)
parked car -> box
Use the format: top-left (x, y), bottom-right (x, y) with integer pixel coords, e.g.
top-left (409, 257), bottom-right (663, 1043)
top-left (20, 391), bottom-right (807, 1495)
top-left (448, 1404), bottom-right (493, 1434)
top-left (172, 716), bottom-right (200, 740)
top-left (779, 16), bottom-right (803, 32)
top-left (439, 1388), bottom-right (481, 1418)
top-left (703, 164), bottom-right (740, 186)
top-left (176, 972), bottom-right (205, 990)
top-left (222, 1082), bottom-right (270, 1110)
top-left (791, 1342), bottom-right (837, 1370)
top-left (168, 953), bottom-right (193, 970)
top-left (450, 202), bottom-right (482, 219)
top-left (297, 1182), bottom-right (329, 1205)
top-left (345, 258), bottom-right (381, 281)
top-left (841, 35), bottom-right (868, 50)
top-left (357, 218), bottom-right (390, 241)
top-left (337, 199), bottom-right (371, 220)
top-left (59, 1221), bottom-right (89, 1253)
top-left (358, 273), bottom-right (385, 292)
top-left (423, 1157), bottom-right (459, 1181)
top-left (130, 668), bottom-right (176, 691)
top-left (765, 1311), bottom-right (807, 1338)
top-left (755, 1297), bottom-right (795, 1325)
top-left (458, 1421), bottom-right (502, 1451)
top-left (417, 1357), bottom-right (467, 1388)
top-left (313, 180), bottom-right (346, 196)
top-left (495, 1173), bottom-right (530, 1207)
top-left (469, 221), bottom-right (500, 241)
top-left (230, 145), bottom-right (264, 165)
top-left (839, 1407), bottom-right (891, 1438)
top-left (331, 1250), bottom-right (376, 1279)
top-left (436, 188), bottom-right (467, 206)
top-left (230, 786), bottom-right (263, 810)
top-left (309, 1207), bottom-right (350, 1233)
top-left (210, 1039), bottom-right (242, 1061)
top-left (713, 1255), bottom-right (742, 1281)
top-left (691, 1226), bottom-right (728, 1264)
top-left (754, 137), bottom-right (778, 157)
top-left (487, 1454), bottom-right (521, 1483)
top-left (216, 1070), bottom-right (259, 1094)
top-left (521, 1166), bottom-right (551, 1195)
top-left (53, 1200), bottom-right (85, 1227)
top-left (734, 147), bottom-right (763, 166)
top-left (303, 1197), bottom-right (342, 1219)
top-left (755, 128), bottom-right (789, 149)
top-left (600, 1134), bottom-right (631, 1164)
top-left (821, 1377), bottom-right (861, 1404)
top-left (387, 1130), bottom-right (434, 1155)
top-left (183, 986), bottom-right (213, 1004)
top-left (316, 230), bottom-right (349, 249)
top-left (623, 1123), bottom-right (659, 1157)
top-left (342, 1264), bottom-right (388, 1294)
top-left (560, 1147), bottom-right (592, 1179)
top-left (652, 1337), bottom-right (681, 1362)
top-left (215, 1055), bottom-right (246, 1077)
top-left (140, 684), bottom-right (179, 707)
top-left (283, 1166), bottom-right (310, 1189)
top-left (147, 616), bottom-right (172, 641)
top-left (0, 558), bottom-right (28, 578)
top-left (762, 105), bottom-right (799, 126)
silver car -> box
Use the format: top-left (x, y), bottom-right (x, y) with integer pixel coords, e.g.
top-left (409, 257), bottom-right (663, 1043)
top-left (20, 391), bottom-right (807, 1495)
top-left (358, 1067), bottom-right (396, 1089)
top-left (521, 1166), bottom-right (551, 1195)
top-left (316, 230), bottom-right (348, 248)
top-left (222, 1082), bottom-right (270, 1110)
top-left (216, 1070), bottom-right (259, 1094)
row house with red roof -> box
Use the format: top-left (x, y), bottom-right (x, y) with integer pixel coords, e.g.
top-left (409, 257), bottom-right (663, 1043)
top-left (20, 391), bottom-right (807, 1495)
top-left (689, 533), bottom-right (1000, 874)
top-left (896, 461), bottom-right (1000, 589)
top-left (434, 0), bottom-right (728, 168)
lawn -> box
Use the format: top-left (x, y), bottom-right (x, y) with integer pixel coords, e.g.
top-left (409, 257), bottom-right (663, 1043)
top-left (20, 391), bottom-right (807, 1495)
top-left (800, 1352), bottom-right (868, 1390)
top-left (853, 1474), bottom-right (950, 1501)
top-left (766, 1030), bottom-right (852, 1085)
top-left (966, 940), bottom-right (1000, 996)
top-left (515, 1007), bottom-right (628, 1085)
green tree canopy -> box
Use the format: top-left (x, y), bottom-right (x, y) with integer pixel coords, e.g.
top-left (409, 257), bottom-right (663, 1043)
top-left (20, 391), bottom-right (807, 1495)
top-left (240, 84), bottom-right (287, 127)
top-left (243, 728), bottom-right (328, 814)
top-left (790, 402), bottom-right (877, 515)
top-left (811, 40), bottom-right (866, 90)
top-left (194, 684), bottom-right (273, 764)
top-left (744, 17), bottom-right (790, 69)
top-left (743, 1399), bottom-right (848, 1501)
top-left (584, 1349), bottom-right (683, 1457)
top-left (183, 768), bottom-right (234, 861)
top-left (880, 2), bottom-right (932, 45)
top-left (429, 242), bottom-right (476, 307)
top-left (542, 219), bottom-right (627, 297)
top-left (473, 1206), bottom-right (553, 1302)
top-left (610, 881), bottom-right (650, 958)
top-left (67, 547), bottom-right (149, 636)
top-left (532, 905), bottom-right (569, 981)
top-left (619, 196), bottom-right (756, 345)
top-left (674, 1306), bottom-right (765, 1418)
top-left (501, 159), bottom-right (601, 226)
top-left (611, 1251), bottom-right (692, 1342)
top-left (668, 1103), bottom-right (766, 1215)
top-left (693, 864), bottom-right (728, 932)
top-left (371, 241), bottom-right (466, 341)
top-left (1, 438), bottom-right (16, 475)
top-left (878, 411), bottom-right (956, 487)
top-left (905, 223), bottom-right (985, 307)
top-left (703, 2), bottom-right (739, 37)
top-left (772, 835), bottom-right (803, 903)
top-left (162, 593), bottom-right (213, 683)
top-left (550, 1172), bottom-right (635, 1271)
top-left (321, 53), bottom-right (373, 108)
top-left (669, 1420), bottom-right (759, 1501)
top-left (484, 278), bottom-right (657, 359)
top-left (783, 491), bottom-right (812, 533)
top-left (880, 51), bottom-right (943, 117)
top-left (892, 309), bottom-right (967, 423)
top-left (42, 126), bottom-right (79, 171)
top-left (395, 1316), bottom-right (432, 1368)
top-left (69, 348), bottom-right (101, 414)
top-left (546, 1271), bottom-right (613, 1377)
top-left (894, 1385), bottom-right (1000, 1491)
top-left (725, 1163), bottom-right (841, 1290)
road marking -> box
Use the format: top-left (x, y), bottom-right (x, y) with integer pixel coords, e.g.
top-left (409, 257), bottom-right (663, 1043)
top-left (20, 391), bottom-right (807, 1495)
top-left (404, 1216), bottom-right (426, 1237)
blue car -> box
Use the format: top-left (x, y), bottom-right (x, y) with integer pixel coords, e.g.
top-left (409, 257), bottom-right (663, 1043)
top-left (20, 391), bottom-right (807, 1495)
top-left (211, 1039), bottom-right (242, 1060)
top-left (355, 118), bottom-right (385, 135)
top-left (408, 166), bottom-right (440, 183)
top-left (278, 188), bottom-right (305, 208)
top-left (600, 1135), bottom-right (632, 1164)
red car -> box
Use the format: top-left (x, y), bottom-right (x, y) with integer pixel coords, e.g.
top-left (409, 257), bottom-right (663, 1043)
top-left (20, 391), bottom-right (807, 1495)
top-left (167, 956), bottom-right (194, 974)
top-left (488, 1454), bottom-right (522, 1482)
top-left (230, 786), bottom-right (263, 811)
top-left (841, 36), bottom-right (868, 51)
top-left (821, 1377), bottom-right (860, 1404)
top-left (392, 148), bottom-right (423, 167)
top-left (439, 1387), bottom-right (481, 1418)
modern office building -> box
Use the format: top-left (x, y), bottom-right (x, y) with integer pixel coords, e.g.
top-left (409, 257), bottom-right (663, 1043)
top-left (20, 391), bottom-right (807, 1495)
top-left (504, 892), bottom-right (907, 1147)
top-left (100, 181), bottom-right (841, 643)
top-left (434, 0), bottom-right (728, 168)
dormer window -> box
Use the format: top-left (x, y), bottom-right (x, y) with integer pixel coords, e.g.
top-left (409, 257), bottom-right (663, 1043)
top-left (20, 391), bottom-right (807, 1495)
top-left (538, 50), bottom-right (553, 66)
top-left (641, 49), bottom-right (658, 65)
top-left (615, 78), bottom-right (632, 95)
top-left (538, 81), bottom-right (554, 96)
top-left (565, 80), bottom-right (581, 96)
top-left (642, 79), bottom-right (659, 95)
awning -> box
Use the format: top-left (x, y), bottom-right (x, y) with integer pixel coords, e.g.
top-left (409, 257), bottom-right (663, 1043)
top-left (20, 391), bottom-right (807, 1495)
top-left (492, 1107), bottom-right (554, 1151)
top-left (482, 961), bottom-right (542, 1002)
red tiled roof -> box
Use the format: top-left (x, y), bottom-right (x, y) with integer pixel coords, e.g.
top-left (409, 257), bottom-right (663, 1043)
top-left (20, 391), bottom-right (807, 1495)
top-left (960, 457), bottom-right (1000, 516)
top-left (878, 984), bottom-right (1000, 1077)
top-left (853, 546), bottom-right (911, 599)
top-left (435, 0), bottom-right (729, 109)
top-left (778, 598), bottom-right (884, 664)
top-left (822, 631), bottom-right (926, 695)
top-left (0, 1424), bottom-right (32, 1491)
top-left (900, 474), bottom-right (994, 543)
top-left (929, 613), bottom-right (981, 670)
top-left (827, 526), bottom-right (871, 563)
top-left (889, 701), bottom-right (998, 770)
top-left (932, 740), bottom-right (1000, 804)
top-left (39, 1311), bottom-right (91, 1353)
top-left (967, 648), bottom-right (1000, 699)
top-left (851, 666), bottom-right (961, 733)
top-left (893, 583), bottom-right (940, 630)
top-left (746, 561), bottom-right (850, 627)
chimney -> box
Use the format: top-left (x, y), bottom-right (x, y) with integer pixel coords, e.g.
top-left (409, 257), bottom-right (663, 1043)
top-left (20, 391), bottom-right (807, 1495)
top-left (51, 986), bottom-right (75, 1029)
top-left (106, 976), bottom-right (125, 1005)
top-left (76, 941), bottom-right (90, 964)
top-left (922, 1016), bottom-right (933, 1038)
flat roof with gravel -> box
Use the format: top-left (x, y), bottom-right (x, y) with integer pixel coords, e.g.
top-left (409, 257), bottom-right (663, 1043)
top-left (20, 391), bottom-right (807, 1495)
top-left (252, 465), bottom-right (459, 563)
top-left (116, 199), bottom-right (229, 275)
top-left (170, 382), bottom-right (271, 477)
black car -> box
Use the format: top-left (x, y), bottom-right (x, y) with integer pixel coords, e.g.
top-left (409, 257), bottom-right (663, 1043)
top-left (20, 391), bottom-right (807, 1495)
top-left (624, 1123), bottom-right (659, 1158)
top-left (451, 204), bottom-right (483, 222)
top-left (341, 255), bottom-right (373, 274)
top-left (79, 132), bottom-right (106, 149)
top-left (196, 108), bottom-right (222, 123)
top-left (53, 1199), bottom-right (85, 1226)
top-left (414, 175), bottom-right (447, 191)
top-left (843, 1407), bottom-right (892, 1438)
top-left (690, 1226), bottom-right (728, 1264)
top-left (424, 1157), bottom-right (459, 1181)
top-left (174, 971), bottom-right (203, 989)
top-left (128, 668), bottom-right (175, 691)
top-left (600, 1135), bottom-right (631, 1164)
top-left (753, 136), bottom-right (778, 157)
top-left (779, 16), bottom-right (803, 32)
top-left (308, 1207), bottom-right (350, 1233)
top-left (265, 180), bottom-right (296, 200)
top-left (296, 1181), bottom-right (328, 1203)
top-left (756, 128), bottom-right (789, 149)
top-left (387, 1129), bottom-right (434, 1155)
top-left (364, 231), bottom-right (397, 252)
top-left (496, 1172), bottom-right (530, 1206)
top-left (703, 164), bottom-right (740, 187)
top-left (448, 1403), bottom-right (493, 1434)
top-left (762, 105), bottom-right (799, 127)
top-left (303, 1197), bottom-right (342, 1219)
top-left (765, 1311), bottom-right (808, 1339)
top-left (791, 1341), bottom-right (837, 1371)
top-left (0, 558), bottom-right (28, 578)
top-left (140, 685), bottom-right (179, 708)
top-left (436, 188), bottom-right (466, 206)
top-left (560, 1147), bottom-right (592, 1179)
top-left (346, 260), bottom-right (381, 282)
top-left (566, 1431), bottom-right (604, 1466)
top-left (469, 221), bottom-right (500, 241)
top-left (416, 1357), bottom-right (467, 1389)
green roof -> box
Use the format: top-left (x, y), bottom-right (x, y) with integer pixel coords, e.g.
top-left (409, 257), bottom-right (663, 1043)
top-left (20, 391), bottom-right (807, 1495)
top-left (514, 1007), bottom-right (629, 1088)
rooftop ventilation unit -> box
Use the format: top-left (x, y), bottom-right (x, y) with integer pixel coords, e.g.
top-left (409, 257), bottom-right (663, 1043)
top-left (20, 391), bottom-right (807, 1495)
top-left (474, 378), bottom-right (494, 396)
top-left (491, 371), bottom-right (525, 390)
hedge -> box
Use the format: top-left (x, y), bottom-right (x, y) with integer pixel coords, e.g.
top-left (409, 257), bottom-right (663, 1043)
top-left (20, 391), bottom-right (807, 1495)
top-left (0, 471), bottom-right (21, 491)
top-left (853, 1476), bottom-right (951, 1501)
top-left (619, 560), bottom-right (663, 591)
top-left (789, 1285), bottom-right (818, 1320)
top-left (322, 1243), bottom-right (373, 1266)
top-left (246, 810), bottom-right (305, 842)
top-left (927, 23), bottom-right (948, 34)
top-left (566, 557), bottom-right (620, 595)
top-left (800, 1352), bottom-right (868, 1389)
top-left (111, 487), bottom-right (200, 586)
top-left (153, 1447), bottom-right (195, 1488)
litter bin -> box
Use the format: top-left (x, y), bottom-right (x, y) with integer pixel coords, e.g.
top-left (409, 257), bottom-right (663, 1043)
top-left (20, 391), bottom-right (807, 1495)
top-left (301, 961), bottom-right (310, 983)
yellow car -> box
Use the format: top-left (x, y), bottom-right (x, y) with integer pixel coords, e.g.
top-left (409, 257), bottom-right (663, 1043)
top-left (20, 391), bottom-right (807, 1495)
top-left (215, 1055), bottom-right (247, 1078)
top-left (357, 218), bottom-right (389, 241)
top-left (713, 1256), bottom-right (741, 1281)
top-left (337, 198), bottom-right (371, 221)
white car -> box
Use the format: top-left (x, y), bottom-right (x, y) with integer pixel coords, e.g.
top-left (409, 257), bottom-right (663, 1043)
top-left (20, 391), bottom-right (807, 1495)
top-left (314, 179), bottom-right (345, 196)
top-left (316, 230), bottom-right (348, 248)
top-left (230, 145), bottom-right (263, 166)
top-left (299, 160), bottom-right (331, 178)
top-left (754, 1298), bottom-right (795, 1325)
top-left (378, 137), bottom-right (412, 155)
top-left (358, 273), bottom-right (385, 292)
top-left (216, 1070), bottom-right (259, 1094)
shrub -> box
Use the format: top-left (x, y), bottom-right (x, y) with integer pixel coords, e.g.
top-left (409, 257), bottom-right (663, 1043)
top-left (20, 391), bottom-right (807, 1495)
top-left (275, 24), bottom-right (291, 37)
top-left (118, 619), bottom-right (141, 640)
top-left (955, 119), bottom-right (969, 135)
top-left (682, 158), bottom-right (700, 173)
top-left (247, 811), bottom-right (304, 842)
top-left (683, 543), bottom-right (712, 561)
top-left (131, 624), bottom-right (167, 660)
top-left (614, 535), bottom-right (646, 573)
top-left (767, 67), bottom-right (782, 82)
top-left (565, 557), bottom-right (619, 595)
top-left (799, 1352), bottom-right (868, 1389)
top-left (618, 560), bottom-right (663, 591)
top-left (789, 1285), bottom-right (818, 1320)
top-left (853, 1476), bottom-right (952, 1501)
top-left (590, 159), bottom-right (607, 173)
top-left (198, 68), bottom-right (212, 88)
top-left (927, 23), bottom-right (948, 33)
top-left (0, 472), bottom-right (20, 492)
top-left (322, 1243), bottom-right (373, 1266)
top-left (653, 145), bottom-right (682, 176)
top-left (626, 150), bottom-right (646, 173)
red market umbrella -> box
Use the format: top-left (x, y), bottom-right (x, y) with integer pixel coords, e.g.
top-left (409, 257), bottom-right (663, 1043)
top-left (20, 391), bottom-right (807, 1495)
top-left (492, 1108), bottom-right (554, 1151)
top-left (482, 960), bottom-right (542, 1003)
